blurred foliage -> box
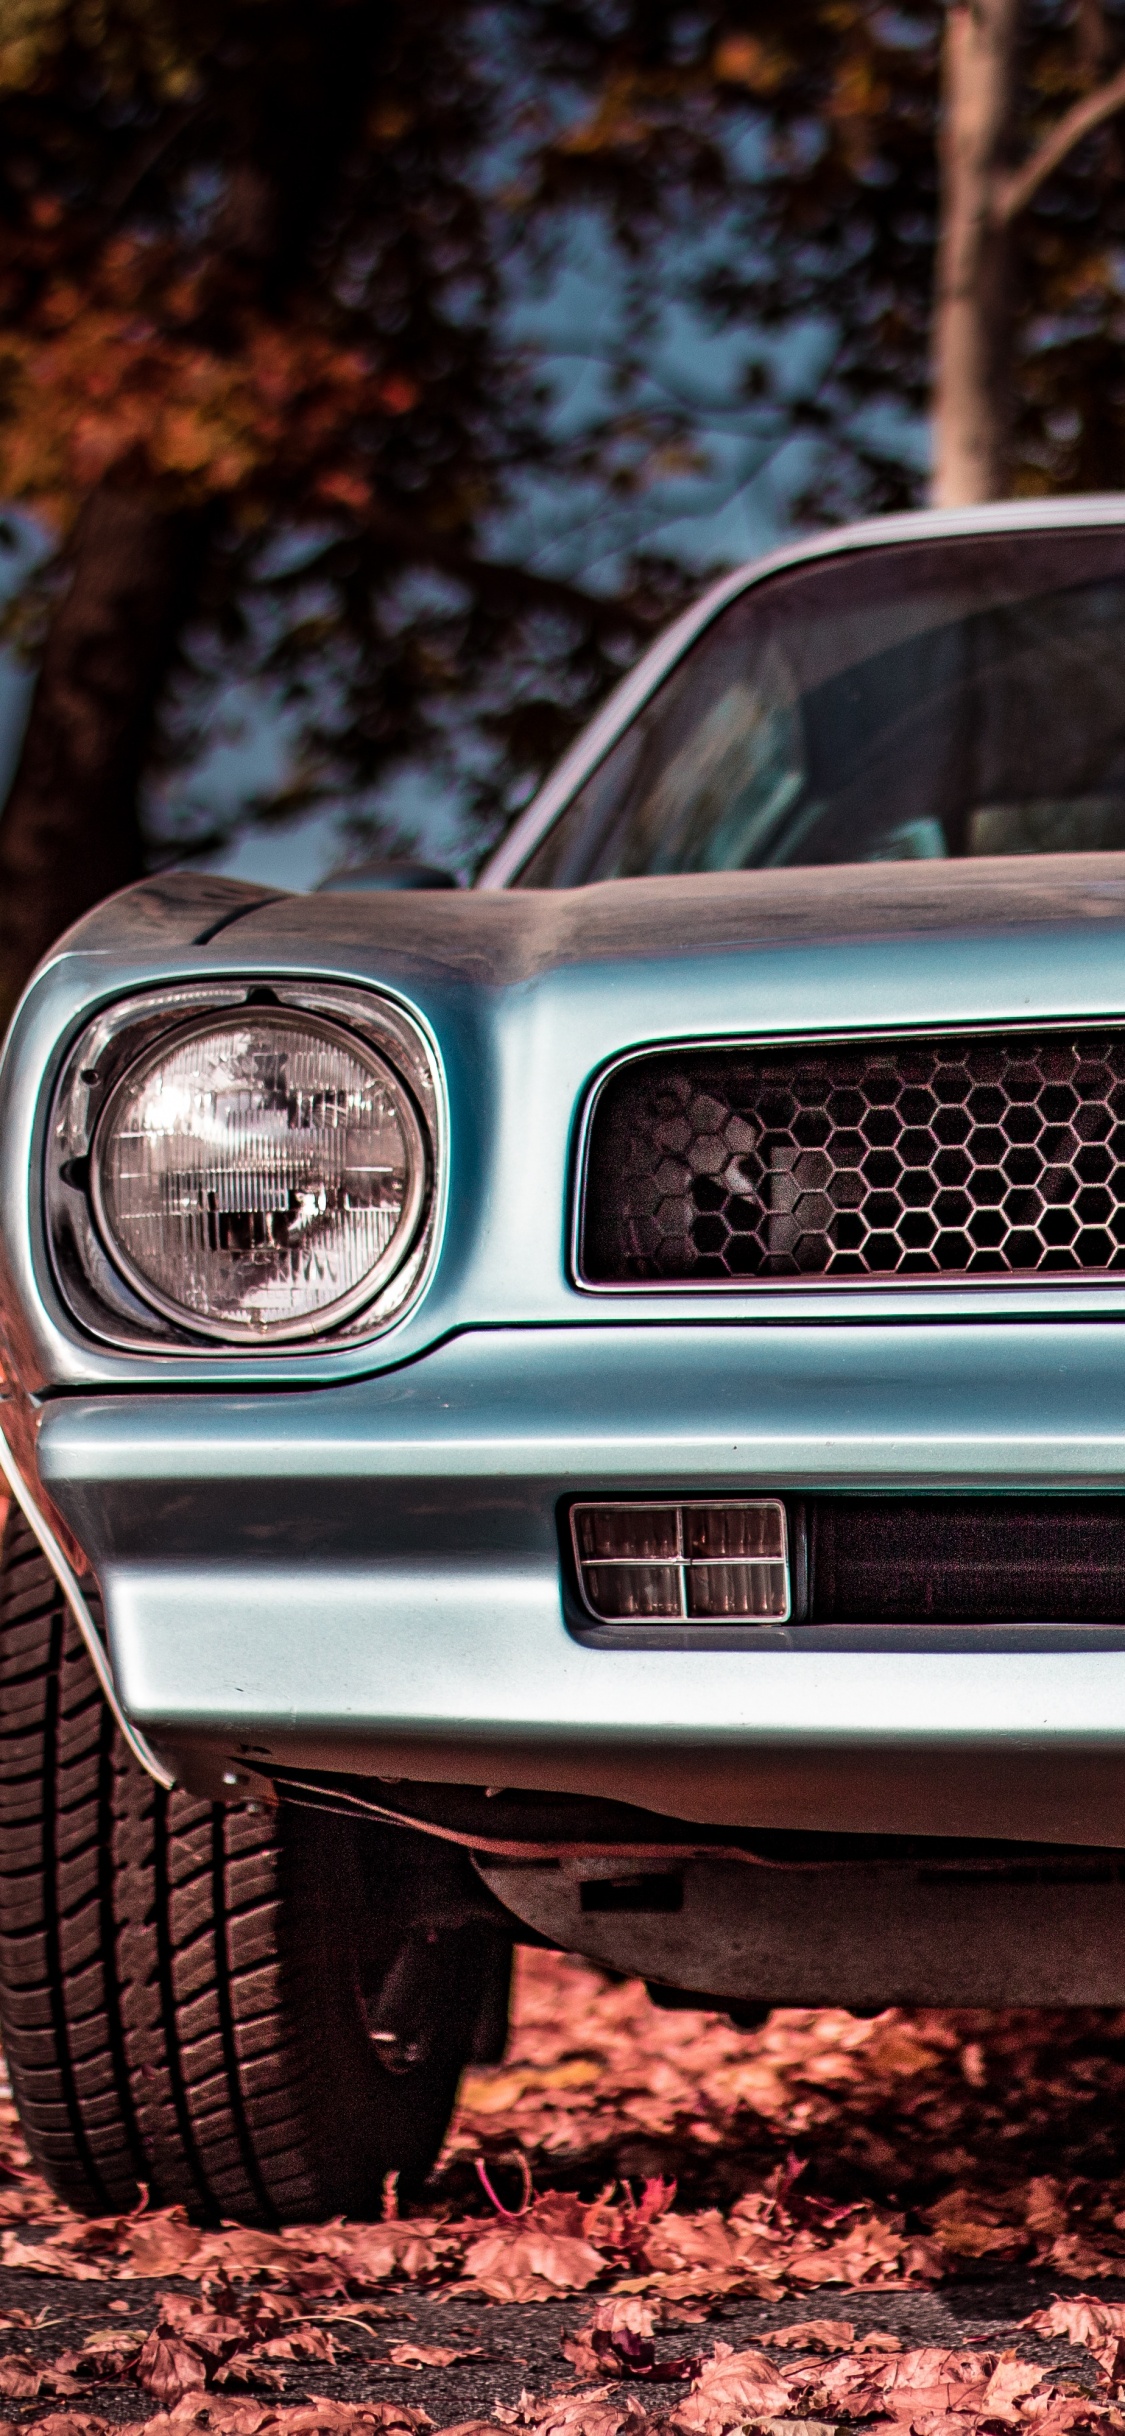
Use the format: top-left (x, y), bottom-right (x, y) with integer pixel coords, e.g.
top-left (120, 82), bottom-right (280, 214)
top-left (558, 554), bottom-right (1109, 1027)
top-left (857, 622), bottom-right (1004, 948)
top-left (0, 0), bottom-right (1122, 875)
top-left (522, 0), bottom-right (1125, 518)
top-left (0, 0), bottom-right (678, 868)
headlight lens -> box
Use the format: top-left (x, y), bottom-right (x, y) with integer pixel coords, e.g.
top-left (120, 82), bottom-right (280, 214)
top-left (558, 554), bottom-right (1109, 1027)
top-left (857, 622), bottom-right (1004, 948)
top-left (92, 1010), bottom-right (427, 1340)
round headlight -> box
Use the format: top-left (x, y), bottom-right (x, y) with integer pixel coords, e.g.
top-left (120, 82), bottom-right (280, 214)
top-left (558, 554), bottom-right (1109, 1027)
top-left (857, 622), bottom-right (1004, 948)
top-left (92, 1010), bottom-right (427, 1341)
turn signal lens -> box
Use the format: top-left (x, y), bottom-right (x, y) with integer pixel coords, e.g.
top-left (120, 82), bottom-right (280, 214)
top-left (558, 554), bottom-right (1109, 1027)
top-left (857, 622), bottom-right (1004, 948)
top-left (93, 1011), bottom-right (426, 1340)
top-left (572, 1499), bottom-right (789, 1623)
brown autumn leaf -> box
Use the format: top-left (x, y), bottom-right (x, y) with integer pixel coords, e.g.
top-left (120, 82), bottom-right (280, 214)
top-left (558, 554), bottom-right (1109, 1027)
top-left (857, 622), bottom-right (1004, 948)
top-left (1023, 2301), bottom-right (1125, 2358)
top-left (496, 2388), bottom-right (649, 2436)
top-left (750, 2422), bottom-right (842, 2436)
top-left (153, 2405), bottom-right (274, 2436)
top-left (671, 2340), bottom-right (793, 2429)
top-left (0, 2357), bottom-right (52, 2398)
top-left (156, 2294), bottom-right (252, 2350)
top-left (804, 2351), bottom-right (898, 2420)
top-left (130, 2217), bottom-right (225, 2279)
top-left (154, 2405), bottom-right (435, 2436)
top-left (1043, 2236), bottom-right (1125, 2286)
top-left (437, 2425), bottom-right (509, 2436)
top-left (193, 2229), bottom-right (307, 2284)
top-left (210, 2354), bottom-right (287, 2393)
top-left (980, 2356), bottom-right (1051, 2422)
top-left (284, 2406), bottom-right (436, 2434)
top-left (0, 2231), bottom-right (122, 2280)
top-left (925, 2191), bottom-right (1028, 2264)
top-left (250, 2330), bottom-right (339, 2366)
top-left (21, 2417), bottom-right (115, 2436)
top-left (139, 2333), bottom-right (211, 2407)
top-left (69, 2325), bottom-right (146, 2374)
top-left (640, 2214), bottom-right (736, 2279)
top-left (874, 2344), bottom-right (993, 2421)
top-left (564, 2302), bottom-right (659, 2376)
top-left (590, 2302), bottom-right (664, 2335)
top-left (384, 2343), bottom-right (488, 2370)
top-left (0, 2185), bottom-right (53, 2219)
top-left (462, 2211), bottom-right (607, 2303)
top-left (562, 2297), bottom-right (702, 2385)
top-left (1024, 2179), bottom-right (1070, 2242)
top-left (1026, 2410), bottom-right (1125, 2436)
top-left (289, 2221), bottom-right (464, 2291)
top-left (762, 2320), bottom-right (857, 2351)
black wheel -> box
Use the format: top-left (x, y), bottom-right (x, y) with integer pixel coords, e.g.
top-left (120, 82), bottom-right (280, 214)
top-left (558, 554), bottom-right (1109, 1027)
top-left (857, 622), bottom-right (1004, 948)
top-left (0, 1507), bottom-right (510, 2223)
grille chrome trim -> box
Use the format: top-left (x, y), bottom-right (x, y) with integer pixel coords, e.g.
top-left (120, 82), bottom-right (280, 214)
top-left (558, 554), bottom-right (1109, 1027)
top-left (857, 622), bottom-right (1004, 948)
top-left (574, 1022), bottom-right (1125, 1294)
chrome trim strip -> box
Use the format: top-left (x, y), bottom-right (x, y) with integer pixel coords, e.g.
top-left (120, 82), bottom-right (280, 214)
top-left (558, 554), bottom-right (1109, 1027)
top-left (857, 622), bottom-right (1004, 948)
top-left (570, 1012), bottom-right (1125, 1297)
top-left (479, 495), bottom-right (1125, 891)
top-left (0, 1415), bottom-right (176, 1790)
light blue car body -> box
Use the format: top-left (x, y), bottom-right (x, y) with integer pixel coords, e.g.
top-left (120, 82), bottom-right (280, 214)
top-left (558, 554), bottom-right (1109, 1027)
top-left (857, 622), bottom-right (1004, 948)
top-left (6, 499), bottom-right (1125, 1861)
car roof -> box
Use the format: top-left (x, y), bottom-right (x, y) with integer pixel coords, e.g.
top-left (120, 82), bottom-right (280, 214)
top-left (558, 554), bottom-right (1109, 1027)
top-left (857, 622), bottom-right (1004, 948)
top-left (476, 494), bottom-right (1125, 891)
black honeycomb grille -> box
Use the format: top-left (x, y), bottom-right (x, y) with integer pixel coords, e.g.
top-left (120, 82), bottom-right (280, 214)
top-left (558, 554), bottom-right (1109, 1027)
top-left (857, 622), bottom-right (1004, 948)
top-left (580, 1031), bottom-right (1125, 1284)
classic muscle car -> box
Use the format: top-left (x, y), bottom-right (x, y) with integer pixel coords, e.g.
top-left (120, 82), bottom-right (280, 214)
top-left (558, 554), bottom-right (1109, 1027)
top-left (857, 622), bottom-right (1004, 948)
top-left (3, 495), bottom-right (1125, 2225)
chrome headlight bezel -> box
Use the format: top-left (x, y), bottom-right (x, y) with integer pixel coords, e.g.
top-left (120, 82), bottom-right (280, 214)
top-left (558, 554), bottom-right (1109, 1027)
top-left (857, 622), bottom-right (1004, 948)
top-left (46, 980), bottom-right (443, 1354)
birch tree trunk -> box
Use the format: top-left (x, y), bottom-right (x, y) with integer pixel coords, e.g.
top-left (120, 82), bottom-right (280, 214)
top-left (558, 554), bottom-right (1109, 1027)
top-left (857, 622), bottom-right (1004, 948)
top-left (932, 0), bottom-right (1021, 504)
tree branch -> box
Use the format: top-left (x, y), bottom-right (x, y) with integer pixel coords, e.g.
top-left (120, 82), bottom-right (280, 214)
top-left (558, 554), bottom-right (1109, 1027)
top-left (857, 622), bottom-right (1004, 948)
top-left (282, 508), bottom-right (665, 639)
top-left (995, 58), bottom-right (1125, 223)
top-left (422, 530), bottom-right (659, 635)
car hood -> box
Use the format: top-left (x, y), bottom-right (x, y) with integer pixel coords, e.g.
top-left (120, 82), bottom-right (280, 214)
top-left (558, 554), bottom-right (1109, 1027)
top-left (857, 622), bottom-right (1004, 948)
top-left (47, 850), bottom-right (1125, 978)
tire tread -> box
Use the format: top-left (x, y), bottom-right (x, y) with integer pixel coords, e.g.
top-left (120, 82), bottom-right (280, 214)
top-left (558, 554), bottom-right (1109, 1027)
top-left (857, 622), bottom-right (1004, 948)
top-left (0, 1508), bottom-right (487, 2222)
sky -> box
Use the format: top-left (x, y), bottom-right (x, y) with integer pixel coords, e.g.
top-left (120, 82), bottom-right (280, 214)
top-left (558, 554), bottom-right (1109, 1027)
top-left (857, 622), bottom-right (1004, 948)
top-left (0, 53), bottom-right (926, 900)
top-left (197, 212), bottom-right (824, 894)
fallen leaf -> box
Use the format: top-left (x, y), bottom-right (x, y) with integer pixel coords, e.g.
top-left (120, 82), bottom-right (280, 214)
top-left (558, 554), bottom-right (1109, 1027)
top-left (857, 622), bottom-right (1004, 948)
top-left (1023, 2301), bottom-right (1125, 2357)
top-left (762, 2320), bottom-right (856, 2351)
top-left (437, 2425), bottom-right (509, 2436)
top-left (462, 2215), bottom-right (607, 2303)
top-left (672, 2341), bottom-right (793, 2430)
top-left (252, 2330), bottom-right (339, 2365)
top-left (0, 2358), bottom-right (50, 2398)
top-left (154, 2406), bottom-right (433, 2436)
top-left (23, 2418), bottom-right (114, 2436)
top-left (385, 2343), bottom-right (486, 2369)
top-left (565, 2304), bottom-right (650, 2374)
top-left (138, 2333), bottom-right (210, 2406)
top-left (926, 2192), bottom-right (1026, 2264)
top-left (496, 2389), bottom-right (648, 2436)
top-left (980, 2355), bottom-right (1050, 2422)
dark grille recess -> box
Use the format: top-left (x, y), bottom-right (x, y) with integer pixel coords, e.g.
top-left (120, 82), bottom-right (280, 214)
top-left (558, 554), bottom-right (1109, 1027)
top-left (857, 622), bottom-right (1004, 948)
top-left (809, 1497), bottom-right (1125, 1622)
top-left (581, 1032), bottom-right (1125, 1283)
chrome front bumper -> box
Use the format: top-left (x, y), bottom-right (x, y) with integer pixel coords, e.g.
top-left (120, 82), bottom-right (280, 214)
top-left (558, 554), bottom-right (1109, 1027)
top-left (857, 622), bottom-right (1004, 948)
top-left (34, 1319), bottom-right (1125, 1845)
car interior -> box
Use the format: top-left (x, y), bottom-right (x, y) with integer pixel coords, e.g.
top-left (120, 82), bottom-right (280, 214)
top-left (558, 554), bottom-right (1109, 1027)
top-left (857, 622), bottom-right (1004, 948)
top-left (513, 527), bottom-right (1125, 883)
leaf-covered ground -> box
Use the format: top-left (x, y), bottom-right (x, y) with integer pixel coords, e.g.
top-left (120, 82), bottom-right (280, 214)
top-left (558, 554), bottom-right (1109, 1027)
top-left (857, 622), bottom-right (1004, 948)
top-left (2, 1954), bottom-right (1125, 2436)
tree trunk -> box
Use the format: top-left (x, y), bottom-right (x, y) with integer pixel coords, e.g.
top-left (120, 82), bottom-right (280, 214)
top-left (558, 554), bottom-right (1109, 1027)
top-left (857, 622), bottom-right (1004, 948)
top-left (0, 479), bottom-right (202, 1029)
top-left (932, 0), bottom-right (1021, 505)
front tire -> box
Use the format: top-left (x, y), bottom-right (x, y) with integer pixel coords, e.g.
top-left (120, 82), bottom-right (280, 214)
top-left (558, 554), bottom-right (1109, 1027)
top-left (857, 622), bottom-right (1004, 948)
top-left (0, 1508), bottom-right (504, 2222)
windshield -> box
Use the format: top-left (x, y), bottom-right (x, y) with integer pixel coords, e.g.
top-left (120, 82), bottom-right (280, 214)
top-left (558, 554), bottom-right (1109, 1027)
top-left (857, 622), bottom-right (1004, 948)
top-left (512, 528), bottom-right (1125, 885)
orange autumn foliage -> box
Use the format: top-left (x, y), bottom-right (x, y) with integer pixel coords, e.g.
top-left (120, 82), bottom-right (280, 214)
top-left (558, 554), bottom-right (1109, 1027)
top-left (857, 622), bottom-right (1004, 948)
top-left (0, 242), bottom-right (418, 532)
